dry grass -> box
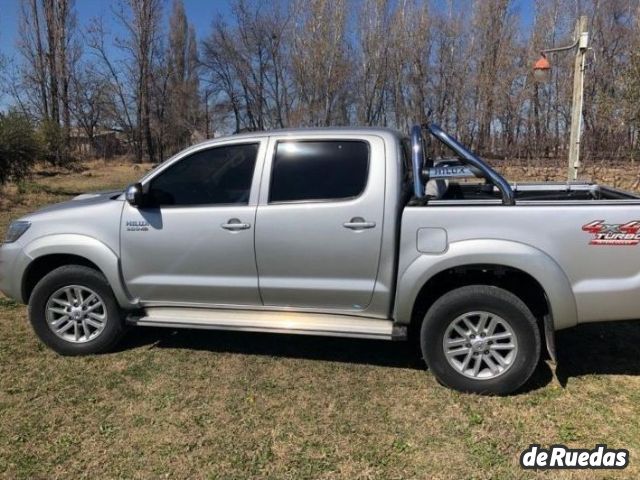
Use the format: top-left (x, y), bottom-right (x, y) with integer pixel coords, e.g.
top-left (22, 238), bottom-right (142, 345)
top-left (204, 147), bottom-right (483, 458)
top-left (1, 159), bottom-right (640, 479)
top-left (0, 159), bottom-right (153, 234)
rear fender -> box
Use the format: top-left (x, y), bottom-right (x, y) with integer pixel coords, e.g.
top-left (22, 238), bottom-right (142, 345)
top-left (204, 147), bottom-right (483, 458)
top-left (394, 239), bottom-right (578, 331)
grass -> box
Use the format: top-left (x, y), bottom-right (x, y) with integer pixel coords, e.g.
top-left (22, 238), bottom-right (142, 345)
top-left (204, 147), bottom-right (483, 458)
top-left (1, 158), bottom-right (640, 479)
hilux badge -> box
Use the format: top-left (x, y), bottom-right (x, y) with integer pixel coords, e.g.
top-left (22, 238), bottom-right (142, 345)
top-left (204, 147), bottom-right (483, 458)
top-left (126, 220), bottom-right (149, 232)
top-left (582, 220), bottom-right (640, 245)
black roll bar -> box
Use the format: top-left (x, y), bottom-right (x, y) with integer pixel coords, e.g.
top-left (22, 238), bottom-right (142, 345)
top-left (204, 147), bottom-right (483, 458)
top-left (411, 123), bottom-right (515, 206)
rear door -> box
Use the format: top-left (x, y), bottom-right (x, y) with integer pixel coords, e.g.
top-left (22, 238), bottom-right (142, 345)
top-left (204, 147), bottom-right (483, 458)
top-left (255, 135), bottom-right (385, 311)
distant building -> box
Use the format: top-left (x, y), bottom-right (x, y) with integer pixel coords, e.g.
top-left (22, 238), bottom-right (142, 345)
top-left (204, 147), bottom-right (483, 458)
top-left (69, 128), bottom-right (125, 158)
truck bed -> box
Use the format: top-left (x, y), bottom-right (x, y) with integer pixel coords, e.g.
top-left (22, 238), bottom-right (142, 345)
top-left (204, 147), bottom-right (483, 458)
top-left (397, 188), bottom-right (640, 333)
top-left (439, 182), bottom-right (639, 202)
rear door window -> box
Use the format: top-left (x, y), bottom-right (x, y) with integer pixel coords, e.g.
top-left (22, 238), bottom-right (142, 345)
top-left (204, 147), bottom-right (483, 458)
top-left (269, 141), bottom-right (369, 203)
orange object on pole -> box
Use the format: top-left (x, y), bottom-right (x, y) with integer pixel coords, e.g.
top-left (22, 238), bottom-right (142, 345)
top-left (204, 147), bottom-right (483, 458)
top-left (533, 53), bottom-right (551, 82)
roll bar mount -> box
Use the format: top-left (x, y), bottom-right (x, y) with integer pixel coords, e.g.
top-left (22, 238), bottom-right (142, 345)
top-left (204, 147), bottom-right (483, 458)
top-left (410, 124), bottom-right (515, 205)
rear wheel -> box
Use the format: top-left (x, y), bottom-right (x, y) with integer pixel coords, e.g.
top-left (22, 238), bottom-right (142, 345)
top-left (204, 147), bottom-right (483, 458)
top-left (420, 285), bottom-right (541, 395)
top-left (28, 265), bottom-right (125, 355)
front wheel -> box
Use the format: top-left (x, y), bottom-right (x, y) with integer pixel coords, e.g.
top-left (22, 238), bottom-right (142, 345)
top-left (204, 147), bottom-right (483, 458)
top-left (420, 285), bottom-right (541, 395)
top-left (28, 265), bottom-right (125, 355)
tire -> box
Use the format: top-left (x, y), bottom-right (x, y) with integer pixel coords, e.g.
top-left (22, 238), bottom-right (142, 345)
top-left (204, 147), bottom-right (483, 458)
top-left (420, 285), bottom-right (541, 395)
top-left (28, 265), bottom-right (125, 355)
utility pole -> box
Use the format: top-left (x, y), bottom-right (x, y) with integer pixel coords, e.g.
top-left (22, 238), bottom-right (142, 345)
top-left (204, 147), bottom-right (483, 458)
top-left (567, 16), bottom-right (589, 181)
top-left (533, 15), bottom-right (590, 181)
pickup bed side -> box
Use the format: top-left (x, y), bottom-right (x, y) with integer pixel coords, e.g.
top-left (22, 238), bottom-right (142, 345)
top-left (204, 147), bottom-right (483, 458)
top-left (396, 202), bottom-right (640, 330)
top-left (394, 230), bottom-right (578, 330)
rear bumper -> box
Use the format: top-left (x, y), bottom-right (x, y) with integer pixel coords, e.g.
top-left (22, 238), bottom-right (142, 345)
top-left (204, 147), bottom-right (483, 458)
top-left (0, 242), bottom-right (29, 303)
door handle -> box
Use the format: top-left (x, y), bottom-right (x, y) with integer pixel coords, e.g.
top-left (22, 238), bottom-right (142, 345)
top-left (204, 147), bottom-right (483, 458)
top-left (221, 219), bottom-right (251, 231)
top-left (343, 217), bottom-right (376, 230)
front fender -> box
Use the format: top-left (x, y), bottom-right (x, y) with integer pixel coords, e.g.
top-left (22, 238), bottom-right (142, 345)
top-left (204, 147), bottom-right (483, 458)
top-left (394, 239), bottom-right (578, 330)
top-left (21, 234), bottom-right (136, 308)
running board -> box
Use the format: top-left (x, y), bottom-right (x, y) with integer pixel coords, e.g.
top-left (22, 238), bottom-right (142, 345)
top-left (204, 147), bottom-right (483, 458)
top-left (130, 307), bottom-right (399, 340)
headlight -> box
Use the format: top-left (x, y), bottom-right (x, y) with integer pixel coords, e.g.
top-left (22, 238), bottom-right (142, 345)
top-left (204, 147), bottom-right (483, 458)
top-left (4, 221), bottom-right (31, 243)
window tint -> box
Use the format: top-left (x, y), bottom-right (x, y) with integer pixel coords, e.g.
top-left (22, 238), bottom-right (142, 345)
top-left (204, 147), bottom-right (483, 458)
top-left (269, 141), bottom-right (369, 203)
top-left (148, 143), bottom-right (258, 206)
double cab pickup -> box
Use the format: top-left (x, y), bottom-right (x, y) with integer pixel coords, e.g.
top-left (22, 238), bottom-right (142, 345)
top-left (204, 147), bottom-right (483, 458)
top-left (2, 124), bottom-right (639, 394)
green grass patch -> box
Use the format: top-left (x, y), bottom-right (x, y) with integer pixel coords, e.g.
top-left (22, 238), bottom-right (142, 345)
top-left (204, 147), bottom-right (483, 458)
top-left (0, 297), bottom-right (19, 309)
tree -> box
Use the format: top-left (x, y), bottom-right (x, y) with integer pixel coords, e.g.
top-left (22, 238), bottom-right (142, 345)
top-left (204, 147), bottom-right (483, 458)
top-left (112, 0), bottom-right (163, 163)
top-left (468, 0), bottom-right (516, 152)
top-left (354, 0), bottom-right (392, 126)
top-left (430, 0), bottom-right (468, 135)
top-left (290, 0), bottom-right (351, 126)
top-left (623, 3), bottom-right (640, 154)
top-left (5, 0), bottom-right (640, 167)
top-left (582, 0), bottom-right (638, 160)
top-left (86, 16), bottom-right (139, 157)
top-left (16, 0), bottom-right (49, 119)
top-left (527, 0), bottom-right (574, 159)
top-left (201, 0), bottom-right (292, 132)
top-left (69, 63), bottom-right (111, 150)
top-left (201, 17), bottom-right (244, 133)
top-left (166, 0), bottom-right (200, 151)
top-left (15, 0), bottom-right (77, 165)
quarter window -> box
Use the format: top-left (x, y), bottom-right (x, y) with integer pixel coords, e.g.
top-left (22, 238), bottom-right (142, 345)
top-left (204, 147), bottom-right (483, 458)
top-left (269, 141), bottom-right (369, 203)
top-left (148, 143), bottom-right (259, 206)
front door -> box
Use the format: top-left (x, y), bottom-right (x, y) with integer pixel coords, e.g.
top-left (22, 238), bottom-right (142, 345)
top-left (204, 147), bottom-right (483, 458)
top-left (120, 141), bottom-right (264, 306)
top-left (255, 136), bottom-right (385, 311)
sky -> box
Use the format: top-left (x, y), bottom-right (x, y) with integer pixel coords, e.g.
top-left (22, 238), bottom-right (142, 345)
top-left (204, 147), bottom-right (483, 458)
top-left (0, 0), bottom-right (534, 107)
top-left (0, 0), bottom-right (536, 58)
top-left (0, 0), bottom-right (234, 57)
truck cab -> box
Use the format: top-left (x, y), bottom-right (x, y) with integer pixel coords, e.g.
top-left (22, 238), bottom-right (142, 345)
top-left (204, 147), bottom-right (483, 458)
top-left (120, 129), bottom-right (398, 317)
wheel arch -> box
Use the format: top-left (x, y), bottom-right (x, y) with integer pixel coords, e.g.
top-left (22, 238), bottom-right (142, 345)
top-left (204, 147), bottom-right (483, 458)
top-left (20, 234), bottom-right (135, 308)
top-left (394, 239), bottom-right (578, 360)
top-left (23, 254), bottom-right (102, 302)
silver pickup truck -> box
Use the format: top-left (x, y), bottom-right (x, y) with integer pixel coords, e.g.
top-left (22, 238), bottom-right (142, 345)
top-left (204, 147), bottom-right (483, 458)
top-left (2, 124), bottom-right (639, 394)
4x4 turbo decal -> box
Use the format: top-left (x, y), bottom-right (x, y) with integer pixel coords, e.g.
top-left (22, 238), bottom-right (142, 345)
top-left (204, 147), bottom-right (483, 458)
top-left (582, 220), bottom-right (640, 245)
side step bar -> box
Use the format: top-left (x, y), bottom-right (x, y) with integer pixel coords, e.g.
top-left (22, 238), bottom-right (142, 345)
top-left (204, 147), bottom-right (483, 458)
top-left (130, 307), bottom-right (400, 341)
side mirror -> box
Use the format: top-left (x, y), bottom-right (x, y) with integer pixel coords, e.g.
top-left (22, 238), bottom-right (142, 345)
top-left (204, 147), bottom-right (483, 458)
top-left (125, 183), bottom-right (144, 207)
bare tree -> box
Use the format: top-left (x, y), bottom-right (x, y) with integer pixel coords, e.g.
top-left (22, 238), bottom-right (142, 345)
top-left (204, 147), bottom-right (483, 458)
top-left (355, 0), bottom-right (392, 126)
top-left (201, 0), bottom-right (292, 132)
top-left (69, 62), bottom-right (110, 149)
top-left (166, 0), bottom-right (200, 152)
top-left (290, 0), bottom-right (351, 126)
top-left (6, 0), bottom-right (640, 165)
top-left (86, 16), bottom-right (138, 156)
top-left (201, 16), bottom-right (245, 132)
top-left (113, 0), bottom-right (163, 163)
top-left (16, 0), bottom-right (49, 119)
top-left (430, 1), bottom-right (468, 135)
top-left (15, 0), bottom-right (77, 164)
top-left (623, 3), bottom-right (640, 154)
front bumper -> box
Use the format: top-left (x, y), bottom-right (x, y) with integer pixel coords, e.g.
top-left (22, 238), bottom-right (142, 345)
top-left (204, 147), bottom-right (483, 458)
top-left (0, 242), bottom-right (29, 303)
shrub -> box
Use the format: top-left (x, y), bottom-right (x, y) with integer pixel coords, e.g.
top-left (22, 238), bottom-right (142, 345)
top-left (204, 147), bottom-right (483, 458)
top-left (40, 119), bottom-right (76, 167)
top-left (0, 111), bottom-right (42, 186)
